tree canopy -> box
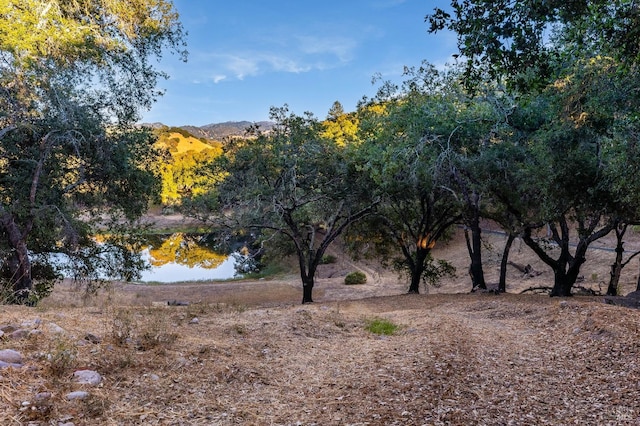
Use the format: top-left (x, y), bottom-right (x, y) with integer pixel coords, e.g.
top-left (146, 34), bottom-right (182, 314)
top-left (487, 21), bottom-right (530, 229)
top-left (0, 0), bottom-right (186, 303)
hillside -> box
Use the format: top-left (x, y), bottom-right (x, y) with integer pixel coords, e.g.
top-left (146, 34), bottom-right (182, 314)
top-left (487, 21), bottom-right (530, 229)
top-left (154, 131), bottom-right (220, 154)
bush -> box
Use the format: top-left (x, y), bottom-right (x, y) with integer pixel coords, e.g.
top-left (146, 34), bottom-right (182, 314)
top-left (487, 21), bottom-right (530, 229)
top-left (344, 271), bottom-right (367, 285)
top-left (321, 254), bottom-right (337, 264)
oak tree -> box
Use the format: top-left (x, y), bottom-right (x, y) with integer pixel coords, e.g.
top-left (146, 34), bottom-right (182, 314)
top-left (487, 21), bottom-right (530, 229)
top-left (0, 0), bottom-right (186, 303)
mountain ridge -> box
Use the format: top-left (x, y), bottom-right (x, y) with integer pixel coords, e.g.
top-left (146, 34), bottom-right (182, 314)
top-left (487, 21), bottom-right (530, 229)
top-left (142, 120), bottom-right (274, 140)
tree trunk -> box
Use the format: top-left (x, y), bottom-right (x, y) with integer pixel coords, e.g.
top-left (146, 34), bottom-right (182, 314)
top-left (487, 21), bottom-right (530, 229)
top-left (1, 213), bottom-right (33, 304)
top-left (607, 225), bottom-right (626, 296)
top-left (607, 241), bottom-right (624, 296)
top-left (302, 277), bottom-right (314, 304)
top-left (550, 259), bottom-right (583, 297)
top-left (498, 233), bottom-right (515, 293)
top-left (407, 248), bottom-right (428, 294)
top-left (550, 269), bottom-right (573, 297)
top-left (465, 222), bottom-right (486, 290)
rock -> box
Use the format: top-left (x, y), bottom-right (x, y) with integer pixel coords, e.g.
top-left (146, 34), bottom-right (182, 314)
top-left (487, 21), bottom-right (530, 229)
top-left (0, 330), bottom-right (4, 339)
top-left (0, 349), bottom-right (23, 364)
top-left (46, 322), bottom-right (65, 334)
top-left (0, 360), bottom-right (23, 369)
top-left (189, 317), bottom-right (199, 324)
top-left (0, 325), bottom-right (17, 333)
top-left (34, 392), bottom-right (52, 402)
top-left (66, 391), bottom-right (89, 400)
top-left (9, 329), bottom-right (29, 340)
top-left (84, 333), bottom-right (101, 344)
top-left (73, 370), bottom-right (102, 386)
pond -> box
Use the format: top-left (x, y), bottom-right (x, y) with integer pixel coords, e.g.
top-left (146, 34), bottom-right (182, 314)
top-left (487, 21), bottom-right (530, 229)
top-left (136, 233), bottom-right (242, 283)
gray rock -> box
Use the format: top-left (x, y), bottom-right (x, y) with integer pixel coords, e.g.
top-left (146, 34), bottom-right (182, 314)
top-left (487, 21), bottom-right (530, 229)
top-left (0, 360), bottom-right (23, 369)
top-left (0, 349), bottom-right (23, 364)
top-left (73, 370), bottom-right (102, 386)
top-left (46, 322), bottom-right (65, 334)
top-left (0, 324), bottom-right (17, 333)
top-left (66, 391), bottom-right (89, 400)
top-left (9, 329), bottom-right (29, 340)
top-left (34, 392), bottom-right (52, 402)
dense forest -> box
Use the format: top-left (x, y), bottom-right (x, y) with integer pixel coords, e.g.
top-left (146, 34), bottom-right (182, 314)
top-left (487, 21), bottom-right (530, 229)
top-left (2, 0), bottom-right (640, 306)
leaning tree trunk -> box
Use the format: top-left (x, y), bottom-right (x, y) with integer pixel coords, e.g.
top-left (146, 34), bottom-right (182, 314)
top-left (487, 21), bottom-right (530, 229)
top-left (498, 233), bottom-right (516, 293)
top-left (1, 214), bottom-right (33, 304)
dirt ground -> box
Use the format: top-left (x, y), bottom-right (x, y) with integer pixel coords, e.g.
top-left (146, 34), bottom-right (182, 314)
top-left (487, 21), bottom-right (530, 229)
top-left (1, 221), bottom-right (640, 425)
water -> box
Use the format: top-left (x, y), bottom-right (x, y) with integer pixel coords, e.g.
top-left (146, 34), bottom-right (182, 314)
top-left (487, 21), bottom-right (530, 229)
top-left (136, 233), bottom-right (240, 283)
top-left (138, 248), bottom-right (238, 282)
top-left (52, 233), bottom-right (242, 284)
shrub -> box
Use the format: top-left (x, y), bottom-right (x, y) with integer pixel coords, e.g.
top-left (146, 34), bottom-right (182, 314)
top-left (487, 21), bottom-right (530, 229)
top-left (321, 254), bottom-right (337, 264)
top-left (344, 271), bottom-right (367, 285)
top-left (365, 318), bottom-right (398, 335)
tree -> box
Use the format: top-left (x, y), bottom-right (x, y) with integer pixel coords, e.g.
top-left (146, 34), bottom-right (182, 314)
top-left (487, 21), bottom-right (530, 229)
top-left (350, 65), bottom-right (461, 294)
top-left (427, 0), bottom-right (640, 90)
top-left (428, 1), bottom-right (640, 297)
top-left (0, 0), bottom-right (186, 304)
top-left (322, 101), bottom-right (360, 147)
top-left (483, 61), bottom-right (626, 296)
top-left (206, 106), bottom-right (378, 304)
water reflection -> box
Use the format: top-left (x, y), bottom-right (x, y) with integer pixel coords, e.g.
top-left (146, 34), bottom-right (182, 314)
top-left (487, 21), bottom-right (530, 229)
top-left (138, 233), bottom-right (239, 283)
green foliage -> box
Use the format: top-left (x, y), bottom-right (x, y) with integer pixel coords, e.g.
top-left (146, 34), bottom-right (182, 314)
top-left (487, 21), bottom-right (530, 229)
top-left (191, 105), bottom-right (379, 303)
top-left (365, 318), bottom-right (398, 335)
top-left (348, 64), bottom-right (468, 293)
top-left (0, 0), bottom-right (185, 304)
top-left (344, 271), bottom-right (367, 285)
top-left (321, 254), bottom-right (337, 264)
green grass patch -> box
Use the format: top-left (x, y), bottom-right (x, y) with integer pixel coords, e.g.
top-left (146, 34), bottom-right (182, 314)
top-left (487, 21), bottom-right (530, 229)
top-left (365, 317), bottom-right (399, 335)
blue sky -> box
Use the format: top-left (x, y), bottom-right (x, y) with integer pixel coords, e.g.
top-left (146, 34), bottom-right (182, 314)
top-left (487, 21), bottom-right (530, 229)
top-left (141, 0), bottom-right (456, 127)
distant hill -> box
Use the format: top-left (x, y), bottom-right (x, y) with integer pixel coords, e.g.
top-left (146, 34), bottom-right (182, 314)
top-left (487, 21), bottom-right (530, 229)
top-left (143, 121), bottom-right (274, 141)
top-left (154, 131), bottom-right (221, 155)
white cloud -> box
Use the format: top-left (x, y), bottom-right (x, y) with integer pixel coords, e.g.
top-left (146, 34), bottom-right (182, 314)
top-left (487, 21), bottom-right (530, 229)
top-left (296, 35), bottom-right (357, 63)
top-left (212, 75), bottom-right (227, 83)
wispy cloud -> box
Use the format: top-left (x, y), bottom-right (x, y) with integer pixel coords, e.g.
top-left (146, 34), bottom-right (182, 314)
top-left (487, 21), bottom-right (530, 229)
top-left (296, 35), bottom-right (357, 63)
top-left (192, 30), bottom-right (360, 83)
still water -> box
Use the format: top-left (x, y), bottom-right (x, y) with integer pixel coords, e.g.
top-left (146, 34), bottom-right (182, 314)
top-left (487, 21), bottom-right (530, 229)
top-left (136, 233), bottom-right (240, 283)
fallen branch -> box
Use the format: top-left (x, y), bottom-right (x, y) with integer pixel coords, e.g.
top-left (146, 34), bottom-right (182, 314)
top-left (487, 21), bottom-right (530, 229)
top-left (508, 261), bottom-right (542, 278)
top-left (520, 286), bottom-right (552, 294)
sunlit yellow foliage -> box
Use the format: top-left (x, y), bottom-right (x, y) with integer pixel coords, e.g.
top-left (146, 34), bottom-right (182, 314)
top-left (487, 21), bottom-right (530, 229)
top-left (147, 233), bottom-right (226, 269)
top-left (155, 132), bottom-right (220, 154)
top-left (0, 0), bottom-right (181, 66)
top-left (322, 113), bottom-right (359, 147)
top-left (154, 130), bottom-right (224, 205)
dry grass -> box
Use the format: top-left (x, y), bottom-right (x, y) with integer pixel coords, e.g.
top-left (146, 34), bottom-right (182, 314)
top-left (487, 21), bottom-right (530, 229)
top-left (2, 227), bottom-right (640, 424)
top-left (2, 294), bottom-right (640, 425)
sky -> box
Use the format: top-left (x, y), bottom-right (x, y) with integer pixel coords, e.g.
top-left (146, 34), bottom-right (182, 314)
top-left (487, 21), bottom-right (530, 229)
top-left (141, 0), bottom-right (456, 127)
